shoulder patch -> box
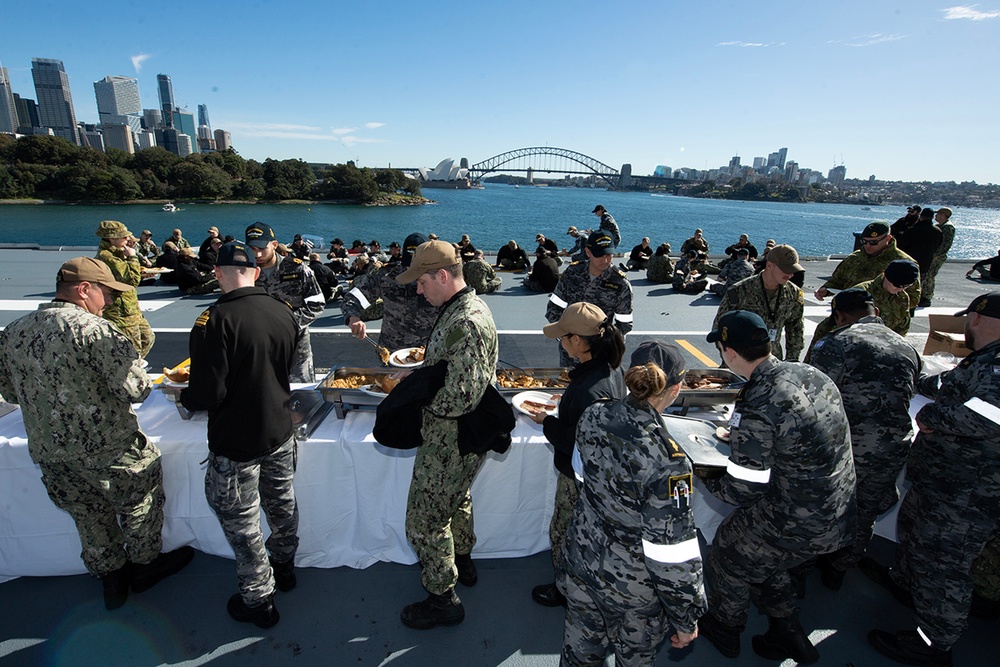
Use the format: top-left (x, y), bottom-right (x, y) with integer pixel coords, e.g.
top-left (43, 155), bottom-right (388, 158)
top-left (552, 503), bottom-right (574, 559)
top-left (194, 309), bottom-right (211, 328)
top-left (601, 280), bottom-right (622, 291)
top-left (291, 257), bottom-right (303, 265)
top-left (445, 328), bottom-right (466, 349)
top-left (666, 437), bottom-right (685, 458)
top-left (795, 286), bottom-right (804, 304)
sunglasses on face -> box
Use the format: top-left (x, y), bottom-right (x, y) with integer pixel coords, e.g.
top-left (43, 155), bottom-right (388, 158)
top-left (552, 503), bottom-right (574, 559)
top-left (863, 237), bottom-right (886, 246)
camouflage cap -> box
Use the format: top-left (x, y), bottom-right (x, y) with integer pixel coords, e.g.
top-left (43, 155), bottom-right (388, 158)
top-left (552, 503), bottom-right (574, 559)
top-left (707, 310), bottom-right (771, 347)
top-left (57, 257), bottom-right (134, 292)
top-left (955, 292), bottom-right (1000, 319)
top-left (543, 302), bottom-right (607, 339)
top-left (767, 244), bottom-right (803, 273)
top-left (630, 341), bottom-right (687, 385)
top-left (395, 240), bottom-right (461, 284)
top-left (95, 220), bottom-right (131, 239)
top-left (862, 221), bottom-right (890, 238)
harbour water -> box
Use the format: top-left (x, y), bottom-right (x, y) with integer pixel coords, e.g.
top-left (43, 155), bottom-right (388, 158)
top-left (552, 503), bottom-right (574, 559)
top-left (1, 186), bottom-right (997, 259)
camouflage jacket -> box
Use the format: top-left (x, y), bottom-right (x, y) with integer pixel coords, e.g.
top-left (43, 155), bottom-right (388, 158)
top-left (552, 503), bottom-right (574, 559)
top-left (163, 236), bottom-right (191, 251)
top-left (821, 239), bottom-right (921, 307)
top-left (705, 356), bottom-right (856, 553)
top-left (255, 255), bottom-right (325, 330)
top-left (96, 242), bottom-right (143, 320)
top-left (809, 316), bottom-right (920, 454)
top-left (547, 261), bottom-right (634, 335)
top-left (0, 302), bottom-right (151, 468)
top-left (599, 213), bottom-right (621, 248)
top-left (137, 238), bottom-right (161, 260)
top-left (680, 236), bottom-right (709, 255)
top-left (718, 258), bottom-right (755, 286)
top-left (933, 221), bottom-right (955, 262)
top-left (714, 274), bottom-right (805, 361)
top-left (645, 254), bottom-right (674, 283)
top-left (564, 396), bottom-right (707, 634)
top-left (856, 277), bottom-right (912, 335)
top-left (462, 258), bottom-right (502, 294)
top-left (341, 262), bottom-right (441, 352)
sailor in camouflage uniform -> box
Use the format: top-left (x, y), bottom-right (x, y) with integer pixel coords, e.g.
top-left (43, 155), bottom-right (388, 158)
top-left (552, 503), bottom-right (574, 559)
top-left (245, 222), bottom-right (325, 383)
top-left (814, 221), bottom-right (921, 308)
top-left (560, 342), bottom-right (706, 666)
top-left (807, 289), bottom-right (920, 587)
top-left (644, 243), bottom-right (673, 284)
top-left (592, 204), bottom-right (621, 248)
top-left (0, 257), bottom-right (192, 610)
top-left (343, 232), bottom-right (441, 359)
top-left (462, 250), bottom-right (502, 294)
top-left (394, 240), bottom-right (499, 629)
top-left (546, 231), bottom-right (633, 367)
top-left (710, 247), bottom-right (755, 297)
top-left (869, 293), bottom-right (1000, 666)
top-left (713, 244), bottom-right (806, 361)
top-left (95, 220), bottom-right (155, 358)
top-left (699, 311), bottom-right (856, 663)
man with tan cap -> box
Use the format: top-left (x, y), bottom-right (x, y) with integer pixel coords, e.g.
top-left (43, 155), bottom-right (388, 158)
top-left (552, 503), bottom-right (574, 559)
top-left (0, 258), bottom-right (193, 611)
top-left (394, 240), bottom-right (498, 629)
top-left (713, 244), bottom-right (806, 361)
top-left (561, 226), bottom-right (589, 262)
top-left (198, 226), bottom-right (221, 263)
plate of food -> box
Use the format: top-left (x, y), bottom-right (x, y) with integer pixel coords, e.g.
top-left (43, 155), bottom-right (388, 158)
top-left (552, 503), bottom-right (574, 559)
top-left (715, 426), bottom-right (731, 443)
top-left (389, 347), bottom-right (426, 368)
top-left (162, 365), bottom-right (190, 383)
top-left (360, 384), bottom-right (387, 397)
top-left (511, 390), bottom-right (560, 418)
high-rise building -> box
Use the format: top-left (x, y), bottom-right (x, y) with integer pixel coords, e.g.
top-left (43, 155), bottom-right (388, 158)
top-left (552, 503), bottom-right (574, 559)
top-left (142, 108), bottom-right (162, 130)
top-left (173, 109), bottom-right (198, 153)
top-left (828, 165), bottom-right (847, 187)
top-left (777, 147), bottom-right (788, 170)
top-left (136, 129), bottom-right (156, 150)
top-left (0, 67), bottom-right (18, 134)
top-left (198, 103), bottom-right (210, 129)
top-left (13, 94), bottom-right (40, 133)
top-left (728, 155), bottom-right (741, 173)
top-left (214, 128), bottom-right (231, 151)
top-left (752, 156), bottom-right (766, 171)
top-left (78, 123), bottom-right (104, 152)
top-left (197, 124), bottom-right (215, 151)
top-left (157, 73), bottom-right (175, 128)
top-left (31, 58), bottom-right (79, 144)
top-left (784, 160), bottom-right (799, 182)
top-left (102, 123), bottom-right (135, 154)
top-left (94, 75), bottom-right (143, 132)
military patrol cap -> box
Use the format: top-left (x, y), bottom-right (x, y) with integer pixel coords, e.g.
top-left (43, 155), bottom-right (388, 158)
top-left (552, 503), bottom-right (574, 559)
top-left (592, 205), bottom-right (606, 213)
top-left (919, 207), bottom-right (935, 219)
top-left (395, 240), bottom-right (461, 283)
top-left (955, 292), bottom-right (1000, 319)
top-left (216, 241), bottom-right (257, 268)
top-left (543, 302), bottom-right (607, 339)
top-left (332, 237), bottom-right (344, 246)
top-left (57, 257), bottom-right (134, 292)
top-left (630, 341), bottom-right (687, 385)
top-left (831, 287), bottom-right (874, 311)
top-left (402, 232), bottom-right (428, 268)
top-left (767, 244), bottom-right (804, 273)
top-left (736, 247), bottom-right (750, 257)
top-left (178, 247), bottom-right (197, 258)
top-left (207, 226), bottom-right (220, 234)
top-left (95, 220), bottom-right (131, 239)
top-left (587, 231), bottom-right (614, 257)
top-left (862, 221), bottom-right (890, 239)
top-left (884, 259), bottom-right (919, 287)
top-left (141, 229), bottom-right (152, 236)
top-left (245, 222), bottom-right (276, 248)
top-left (389, 241), bottom-right (401, 249)
top-left (707, 310), bottom-right (771, 347)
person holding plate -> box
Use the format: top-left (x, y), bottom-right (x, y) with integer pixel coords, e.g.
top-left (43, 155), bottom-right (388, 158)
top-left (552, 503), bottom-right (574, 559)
top-left (528, 302), bottom-right (625, 608)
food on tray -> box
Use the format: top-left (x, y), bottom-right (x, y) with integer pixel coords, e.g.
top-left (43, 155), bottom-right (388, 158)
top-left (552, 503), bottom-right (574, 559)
top-left (496, 370), bottom-right (569, 390)
top-left (682, 375), bottom-right (732, 390)
top-left (522, 399), bottom-right (558, 414)
top-left (715, 426), bottom-right (731, 443)
top-left (404, 347), bottom-right (425, 364)
top-left (324, 374), bottom-right (386, 389)
top-left (379, 375), bottom-right (400, 393)
top-left (162, 366), bottom-right (190, 383)
top-left (377, 346), bottom-right (391, 366)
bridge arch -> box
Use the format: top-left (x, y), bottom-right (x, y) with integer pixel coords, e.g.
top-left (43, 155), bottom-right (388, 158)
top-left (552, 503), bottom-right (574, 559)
top-left (469, 147), bottom-right (621, 187)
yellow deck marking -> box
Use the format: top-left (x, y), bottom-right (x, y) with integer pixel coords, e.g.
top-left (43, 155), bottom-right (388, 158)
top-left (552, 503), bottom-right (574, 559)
top-left (675, 340), bottom-right (718, 368)
top-left (154, 357), bottom-right (191, 384)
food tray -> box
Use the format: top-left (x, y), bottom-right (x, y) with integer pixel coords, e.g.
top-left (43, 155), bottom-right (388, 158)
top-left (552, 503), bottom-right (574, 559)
top-left (318, 366), bottom-right (397, 418)
top-left (289, 389), bottom-right (334, 440)
top-left (495, 367), bottom-right (570, 398)
top-left (661, 414), bottom-right (732, 471)
top-left (673, 368), bottom-right (744, 413)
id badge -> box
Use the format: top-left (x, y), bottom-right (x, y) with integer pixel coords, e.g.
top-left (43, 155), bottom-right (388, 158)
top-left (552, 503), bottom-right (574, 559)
top-left (767, 327), bottom-right (778, 341)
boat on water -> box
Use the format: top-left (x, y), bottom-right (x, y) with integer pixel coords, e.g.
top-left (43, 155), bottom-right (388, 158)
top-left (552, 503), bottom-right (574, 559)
top-left (162, 202), bottom-right (178, 213)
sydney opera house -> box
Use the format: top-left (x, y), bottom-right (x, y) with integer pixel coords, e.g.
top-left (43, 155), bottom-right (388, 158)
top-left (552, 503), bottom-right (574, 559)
top-left (416, 158), bottom-right (483, 189)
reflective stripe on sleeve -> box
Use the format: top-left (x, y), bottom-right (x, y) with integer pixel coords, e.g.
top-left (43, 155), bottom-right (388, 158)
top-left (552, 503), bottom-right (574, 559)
top-left (642, 536), bottom-right (701, 564)
top-left (964, 397), bottom-right (1000, 426)
top-left (614, 312), bottom-right (634, 323)
top-left (549, 293), bottom-right (568, 308)
top-left (726, 460), bottom-right (771, 484)
top-left (916, 627), bottom-right (933, 647)
top-left (349, 287), bottom-right (371, 310)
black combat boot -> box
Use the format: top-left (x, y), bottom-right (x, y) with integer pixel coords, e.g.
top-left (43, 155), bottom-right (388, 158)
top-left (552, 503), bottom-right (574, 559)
top-left (751, 614), bottom-right (820, 664)
top-left (455, 553), bottom-right (478, 587)
top-left (698, 611), bottom-right (742, 658)
top-left (819, 558), bottom-right (846, 591)
top-left (130, 546), bottom-right (194, 593)
top-left (858, 556), bottom-right (914, 608)
top-left (270, 557), bottom-right (296, 592)
top-left (868, 629), bottom-right (953, 667)
top-left (531, 582), bottom-right (566, 607)
top-left (102, 563), bottom-right (132, 610)
top-left (400, 589), bottom-right (465, 629)
top-left (227, 593), bottom-right (280, 629)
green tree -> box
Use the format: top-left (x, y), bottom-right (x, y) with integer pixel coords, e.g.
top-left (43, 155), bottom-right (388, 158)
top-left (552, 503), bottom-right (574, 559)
top-left (169, 160), bottom-right (233, 199)
top-left (133, 147), bottom-right (182, 184)
top-left (262, 158), bottom-right (314, 199)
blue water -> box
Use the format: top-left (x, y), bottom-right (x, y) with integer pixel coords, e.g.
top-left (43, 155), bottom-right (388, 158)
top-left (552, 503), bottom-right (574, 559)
top-left (0, 187), bottom-right (996, 259)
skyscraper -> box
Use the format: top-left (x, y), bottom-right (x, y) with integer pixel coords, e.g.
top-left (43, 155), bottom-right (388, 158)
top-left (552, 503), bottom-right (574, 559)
top-left (0, 67), bottom-right (18, 134)
top-left (198, 103), bottom-right (210, 129)
top-left (157, 73), bottom-right (175, 128)
top-left (13, 94), bottom-right (40, 133)
top-left (173, 109), bottom-right (199, 153)
top-left (777, 147), bottom-right (788, 170)
top-left (31, 58), bottom-right (79, 144)
top-left (214, 128), bottom-right (231, 151)
top-left (94, 75), bottom-right (143, 132)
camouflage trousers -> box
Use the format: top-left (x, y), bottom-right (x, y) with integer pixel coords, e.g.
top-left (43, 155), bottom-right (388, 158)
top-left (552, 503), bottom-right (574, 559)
top-left (205, 435), bottom-right (299, 606)
top-left (892, 485), bottom-right (1000, 648)
top-left (110, 313), bottom-right (155, 359)
top-left (973, 535), bottom-right (1000, 601)
top-left (922, 255), bottom-right (947, 303)
top-left (38, 435), bottom-right (164, 577)
top-left (290, 329), bottom-right (315, 383)
top-left (406, 415), bottom-right (485, 595)
top-left (550, 473), bottom-right (580, 569)
top-left (183, 278), bottom-right (219, 295)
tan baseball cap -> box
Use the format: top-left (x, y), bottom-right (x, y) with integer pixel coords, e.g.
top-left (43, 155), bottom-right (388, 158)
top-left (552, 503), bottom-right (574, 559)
top-left (543, 302), bottom-right (607, 339)
top-left (767, 244), bottom-right (804, 273)
top-left (57, 257), bottom-right (134, 292)
top-left (395, 240), bottom-right (462, 284)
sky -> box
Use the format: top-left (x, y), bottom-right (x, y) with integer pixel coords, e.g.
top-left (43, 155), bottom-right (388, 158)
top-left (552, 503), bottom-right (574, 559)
top-left (3, 1), bottom-right (999, 183)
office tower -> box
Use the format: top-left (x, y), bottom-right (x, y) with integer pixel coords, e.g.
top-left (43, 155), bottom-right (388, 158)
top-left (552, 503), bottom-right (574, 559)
top-left (766, 151), bottom-right (779, 169)
top-left (214, 128), bottom-right (231, 151)
top-left (157, 73), bottom-right (175, 128)
top-left (31, 58), bottom-right (80, 144)
top-left (197, 124), bottom-right (215, 151)
top-left (173, 109), bottom-right (198, 153)
top-left (78, 123), bottom-right (104, 151)
top-left (13, 94), bottom-right (40, 133)
top-left (0, 67), bottom-right (17, 134)
top-left (176, 132), bottom-right (193, 157)
top-left (136, 129), bottom-right (156, 150)
top-left (142, 108), bottom-right (162, 129)
top-left (777, 147), bottom-right (788, 170)
top-left (753, 156), bottom-right (766, 171)
top-left (198, 103), bottom-right (210, 129)
top-left (784, 161), bottom-right (798, 182)
top-left (102, 123), bottom-right (135, 154)
top-left (828, 165), bottom-right (847, 187)
top-left (94, 75), bottom-right (143, 132)
top-left (728, 155), bottom-right (741, 172)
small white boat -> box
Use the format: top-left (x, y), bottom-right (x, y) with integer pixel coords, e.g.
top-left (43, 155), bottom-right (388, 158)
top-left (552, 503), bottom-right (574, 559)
top-left (162, 203), bottom-right (178, 213)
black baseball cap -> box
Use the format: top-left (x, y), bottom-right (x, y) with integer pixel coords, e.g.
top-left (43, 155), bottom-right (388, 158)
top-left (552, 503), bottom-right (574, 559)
top-left (862, 221), bottom-right (890, 239)
top-left (707, 310), bottom-right (771, 347)
top-left (884, 259), bottom-right (919, 287)
top-left (216, 241), bottom-right (257, 268)
top-left (587, 231), bottom-right (614, 257)
top-left (245, 222), bottom-right (276, 248)
top-left (630, 341), bottom-right (687, 385)
top-left (831, 287), bottom-right (874, 311)
top-left (955, 293), bottom-right (1000, 319)
top-left (402, 232), bottom-right (428, 267)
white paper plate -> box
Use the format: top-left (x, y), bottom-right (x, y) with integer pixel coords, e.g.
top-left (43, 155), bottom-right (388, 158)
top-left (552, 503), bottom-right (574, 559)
top-left (389, 347), bottom-right (425, 368)
top-left (161, 380), bottom-right (188, 389)
top-left (360, 384), bottom-right (387, 397)
top-left (512, 390), bottom-right (560, 418)
top-left (715, 426), bottom-right (731, 443)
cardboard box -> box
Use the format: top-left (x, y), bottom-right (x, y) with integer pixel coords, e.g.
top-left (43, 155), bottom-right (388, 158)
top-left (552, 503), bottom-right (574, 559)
top-left (924, 314), bottom-right (970, 357)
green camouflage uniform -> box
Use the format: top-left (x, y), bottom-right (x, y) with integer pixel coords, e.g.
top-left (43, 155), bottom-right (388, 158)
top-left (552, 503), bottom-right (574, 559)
top-left (255, 255), bottom-right (325, 383)
top-left (808, 316), bottom-right (920, 571)
top-left (704, 356), bottom-right (856, 629)
top-left (890, 339), bottom-right (1000, 649)
top-left (923, 221), bottom-right (955, 304)
top-left (819, 239), bottom-right (921, 307)
top-left (560, 396), bottom-right (707, 666)
top-left (462, 258), bottom-right (502, 294)
top-left (645, 254), bottom-right (674, 284)
top-left (97, 240), bottom-right (155, 358)
top-left (405, 287), bottom-right (498, 595)
top-left (137, 238), bottom-right (161, 262)
top-left (547, 262), bottom-right (633, 366)
top-left (714, 274), bottom-right (805, 361)
top-left (0, 301), bottom-right (162, 577)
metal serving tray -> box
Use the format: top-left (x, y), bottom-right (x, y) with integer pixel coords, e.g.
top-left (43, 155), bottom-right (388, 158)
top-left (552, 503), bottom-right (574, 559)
top-left (495, 367), bottom-right (570, 398)
top-left (289, 389), bottom-right (334, 440)
top-left (318, 366), bottom-right (395, 419)
top-left (661, 414), bottom-right (732, 471)
top-left (673, 368), bottom-right (744, 413)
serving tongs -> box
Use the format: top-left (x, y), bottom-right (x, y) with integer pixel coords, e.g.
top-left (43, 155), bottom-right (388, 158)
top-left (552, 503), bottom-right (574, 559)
top-left (364, 335), bottom-right (391, 366)
top-left (497, 358), bottom-right (529, 378)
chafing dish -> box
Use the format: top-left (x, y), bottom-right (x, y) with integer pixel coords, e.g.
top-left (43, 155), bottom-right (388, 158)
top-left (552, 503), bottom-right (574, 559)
top-left (495, 367), bottom-right (570, 398)
top-left (289, 389), bottom-right (334, 440)
top-left (318, 366), bottom-right (396, 418)
top-left (673, 368), bottom-right (744, 414)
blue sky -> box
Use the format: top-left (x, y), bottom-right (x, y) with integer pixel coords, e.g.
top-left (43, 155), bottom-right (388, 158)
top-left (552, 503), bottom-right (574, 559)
top-left (3, 1), bottom-right (998, 183)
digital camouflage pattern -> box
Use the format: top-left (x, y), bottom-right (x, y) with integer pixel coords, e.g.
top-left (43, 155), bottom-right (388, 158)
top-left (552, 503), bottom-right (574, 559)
top-left (255, 254), bottom-right (325, 382)
top-left (406, 288), bottom-right (498, 595)
top-left (671, 256), bottom-right (709, 294)
top-left (890, 338), bottom-right (1000, 649)
top-left (560, 396), bottom-right (706, 666)
top-left (462, 258), bottom-right (502, 294)
top-left (819, 238), bottom-right (921, 307)
top-left (703, 356), bottom-right (856, 626)
top-left (97, 241), bottom-right (155, 357)
top-left (598, 212), bottom-right (621, 248)
top-left (547, 261), bottom-right (634, 336)
top-left (710, 258), bottom-right (755, 297)
top-left (341, 262), bottom-right (441, 355)
top-left (972, 535), bottom-right (1000, 601)
top-left (680, 235), bottom-right (709, 255)
top-left (714, 274), bottom-right (806, 360)
top-left (923, 220), bottom-right (955, 303)
top-left (808, 316), bottom-right (920, 570)
top-left (205, 435), bottom-right (298, 606)
top-left (549, 475), bottom-right (579, 568)
top-left (805, 277), bottom-right (913, 362)
top-left (645, 253), bottom-right (674, 284)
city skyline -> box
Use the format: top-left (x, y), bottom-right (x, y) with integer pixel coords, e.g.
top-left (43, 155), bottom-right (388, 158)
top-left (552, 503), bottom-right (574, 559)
top-left (1, 0), bottom-right (998, 183)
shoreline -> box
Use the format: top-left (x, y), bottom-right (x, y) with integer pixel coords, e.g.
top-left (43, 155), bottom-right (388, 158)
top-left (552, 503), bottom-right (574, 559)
top-left (0, 195), bottom-right (433, 207)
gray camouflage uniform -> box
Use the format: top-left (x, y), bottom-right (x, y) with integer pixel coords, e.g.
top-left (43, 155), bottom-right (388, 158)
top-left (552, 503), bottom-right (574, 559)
top-left (547, 262), bottom-right (633, 366)
top-left (0, 301), bottom-right (162, 577)
top-left (255, 255), bottom-right (325, 382)
top-left (890, 339), bottom-right (1000, 649)
top-left (714, 274), bottom-right (805, 361)
top-left (560, 396), bottom-right (706, 666)
top-left (808, 316), bottom-right (920, 571)
top-left (819, 238), bottom-right (921, 307)
top-left (598, 213), bottom-right (621, 248)
top-left (645, 254), bottom-right (674, 284)
top-left (704, 356), bottom-right (856, 628)
top-left (710, 258), bottom-right (755, 297)
top-left (406, 287), bottom-right (498, 595)
top-left (462, 258), bottom-right (502, 294)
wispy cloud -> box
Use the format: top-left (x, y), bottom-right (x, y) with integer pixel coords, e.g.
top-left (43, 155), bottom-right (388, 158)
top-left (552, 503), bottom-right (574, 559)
top-left (131, 53), bottom-right (151, 73)
top-left (226, 122), bottom-right (338, 141)
top-left (342, 136), bottom-right (388, 146)
top-left (364, 122), bottom-right (385, 129)
top-left (717, 41), bottom-right (783, 47)
top-left (331, 127), bottom-right (355, 136)
top-left (943, 5), bottom-right (1000, 20)
top-left (830, 33), bottom-right (907, 47)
